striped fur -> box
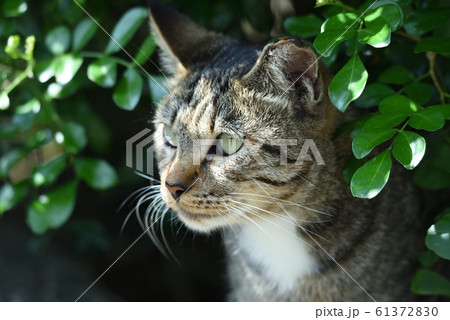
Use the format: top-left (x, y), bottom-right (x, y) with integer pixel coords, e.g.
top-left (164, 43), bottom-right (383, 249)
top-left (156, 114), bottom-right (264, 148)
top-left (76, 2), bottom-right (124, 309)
top-left (149, 4), bottom-right (423, 301)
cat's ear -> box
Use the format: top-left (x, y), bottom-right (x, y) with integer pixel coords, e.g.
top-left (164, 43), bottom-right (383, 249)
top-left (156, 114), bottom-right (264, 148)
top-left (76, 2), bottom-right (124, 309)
top-left (149, 3), bottom-right (217, 75)
top-left (243, 38), bottom-right (322, 103)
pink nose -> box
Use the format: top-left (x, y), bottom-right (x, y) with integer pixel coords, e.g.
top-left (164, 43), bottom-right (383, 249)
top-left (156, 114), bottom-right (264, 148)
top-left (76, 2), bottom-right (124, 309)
top-left (165, 182), bottom-right (186, 200)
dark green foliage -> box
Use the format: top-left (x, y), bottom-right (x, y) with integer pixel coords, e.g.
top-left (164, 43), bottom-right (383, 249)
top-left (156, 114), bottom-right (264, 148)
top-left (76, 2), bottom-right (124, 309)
top-left (287, 0), bottom-right (450, 299)
top-left (1, 0), bottom-right (449, 300)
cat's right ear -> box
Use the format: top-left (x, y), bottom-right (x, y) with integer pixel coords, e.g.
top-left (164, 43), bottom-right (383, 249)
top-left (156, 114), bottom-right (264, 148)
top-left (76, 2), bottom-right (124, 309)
top-left (242, 38), bottom-right (323, 105)
top-left (149, 3), bottom-right (215, 76)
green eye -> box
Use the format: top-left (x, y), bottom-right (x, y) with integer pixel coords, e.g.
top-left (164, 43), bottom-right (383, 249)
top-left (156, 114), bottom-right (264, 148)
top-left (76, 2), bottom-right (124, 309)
top-left (163, 125), bottom-right (178, 147)
top-left (218, 133), bottom-right (244, 156)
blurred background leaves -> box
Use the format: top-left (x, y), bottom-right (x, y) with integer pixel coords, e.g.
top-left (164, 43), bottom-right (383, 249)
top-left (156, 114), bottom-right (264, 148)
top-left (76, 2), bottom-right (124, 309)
top-left (0, 0), bottom-right (449, 301)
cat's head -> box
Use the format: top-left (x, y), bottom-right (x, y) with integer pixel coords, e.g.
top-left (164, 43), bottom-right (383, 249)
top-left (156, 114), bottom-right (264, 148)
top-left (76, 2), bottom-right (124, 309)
top-left (149, 4), bottom-right (340, 232)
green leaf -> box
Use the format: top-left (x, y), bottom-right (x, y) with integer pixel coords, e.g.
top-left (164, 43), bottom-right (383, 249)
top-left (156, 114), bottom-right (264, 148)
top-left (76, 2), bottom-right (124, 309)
top-left (427, 104), bottom-right (450, 120)
top-left (358, 15), bottom-right (391, 48)
top-left (72, 18), bottom-right (98, 52)
top-left (57, 122), bottom-right (87, 154)
top-left (148, 75), bottom-right (167, 104)
top-left (113, 68), bottom-right (143, 110)
top-left (5, 34), bottom-right (21, 59)
top-left (0, 148), bottom-right (27, 178)
top-left (414, 36), bottom-right (450, 55)
top-left (1, 0), bottom-right (27, 17)
top-left (404, 9), bottom-right (450, 36)
top-left (26, 180), bottom-right (78, 234)
top-left (16, 98), bottom-right (40, 114)
top-left (413, 166), bottom-right (450, 190)
top-left (46, 79), bottom-right (82, 99)
top-left (284, 14), bottom-right (323, 38)
top-left (45, 25), bottom-right (71, 55)
top-left (74, 157), bottom-right (118, 190)
top-left (87, 56), bottom-right (117, 88)
top-left (352, 128), bottom-right (397, 159)
top-left (404, 82), bottom-right (432, 105)
top-left (393, 131), bottom-right (426, 170)
top-left (54, 53), bottom-right (83, 85)
top-left (32, 155), bottom-right (68, 187)
top-left (34, 58), bottom-right (57, 83)
top-left (350, 149), bottom-right (392, 199)
top-left (409, 109), bottom-right (445, 131)
top-left (313, 29), bottom-right (356, 57)
top-left (378, 66), bottom-right (414, 85)
top-left (0, 92), bottom-right (10, 110)
top-left (355, 83), bottom-right (394, 108)
top-left (0, 181), bottom-right (28, 215)
top-left (133, 35), bottom-right (157, 66)
top-left (379, 94), bottom-right (421, 114)
top-left (363, 113), bottom-right (407, 130)
top-left (342, 155), bottom-right (364, 185)
top-left (365, 3), bottom-right (403, 31)
top-left (321, 12), bottom-right (359, 31)
top-left (105, 7), bottom-right (148, 54)
top-left (426, 212), bottom-right (450, 260)
top-left (418, 251), bottom-right (438, 267)
top-left (328, 54), bottom-right (368, 112)
top-left (412, 269), bottom-right (450, 297)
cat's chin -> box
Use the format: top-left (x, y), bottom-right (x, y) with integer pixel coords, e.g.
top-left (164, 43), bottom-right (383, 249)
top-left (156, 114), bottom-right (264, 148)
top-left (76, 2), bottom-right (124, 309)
top-left (175, 207), bottom-right (229, 233)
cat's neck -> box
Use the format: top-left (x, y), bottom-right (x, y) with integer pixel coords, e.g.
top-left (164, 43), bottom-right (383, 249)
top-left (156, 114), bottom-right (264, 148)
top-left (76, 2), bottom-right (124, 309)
top-left (231, 216), bottom-right (316, 293)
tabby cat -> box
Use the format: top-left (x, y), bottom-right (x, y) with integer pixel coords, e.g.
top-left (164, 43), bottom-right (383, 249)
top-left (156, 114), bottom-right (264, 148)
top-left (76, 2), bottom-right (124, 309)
top-left (147, 3), bottom-right (423, 301)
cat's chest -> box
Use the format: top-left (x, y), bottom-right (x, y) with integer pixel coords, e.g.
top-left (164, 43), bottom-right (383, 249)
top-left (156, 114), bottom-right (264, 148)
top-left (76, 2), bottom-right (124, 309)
top-left (235, 217), bottom-right (316, 292)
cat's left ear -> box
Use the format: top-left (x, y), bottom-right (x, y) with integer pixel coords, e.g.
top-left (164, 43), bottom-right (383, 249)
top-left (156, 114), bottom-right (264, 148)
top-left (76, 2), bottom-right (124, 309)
top-left (243, 38), bottom-right (322, 103)
top-left (149, 3), bottom-right (220, 75)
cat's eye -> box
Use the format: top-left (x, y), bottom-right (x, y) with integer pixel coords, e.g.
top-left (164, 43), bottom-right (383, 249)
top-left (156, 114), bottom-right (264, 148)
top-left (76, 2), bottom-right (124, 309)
top-left (163, 125), bottom-right (178, 147)
top-left (217, 133), bottom-right (244, 156)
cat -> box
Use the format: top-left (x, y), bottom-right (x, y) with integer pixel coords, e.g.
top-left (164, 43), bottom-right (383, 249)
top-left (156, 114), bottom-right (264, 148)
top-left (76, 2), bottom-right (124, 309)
top-left (146, 3), bottom-right (423, 301)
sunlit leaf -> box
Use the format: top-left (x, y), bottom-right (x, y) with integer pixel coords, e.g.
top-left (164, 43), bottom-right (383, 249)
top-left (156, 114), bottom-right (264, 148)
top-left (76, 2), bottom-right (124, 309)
top-left (351, 149), bottom-right (392, 199)
top-left (321, 12), bottom-right (359, 32)
top-left (54, 53), bottom-right (83, 85)
top-left (426, 212), bottom-right (450, 260)
top-left (87, 56), bottom-right (117, 88)
top-left (45, 25), bottom-right (71, 55)
top-left (393, 131), bottom-right (426, 170)
top-left (328, 54), bottom-right (368, 112)
top-left (0, 181), bottom-right (28, 215)
top-left (358, 15), bottom-right (391, 48)
top-left (0, 92), bottom-right (10, 110)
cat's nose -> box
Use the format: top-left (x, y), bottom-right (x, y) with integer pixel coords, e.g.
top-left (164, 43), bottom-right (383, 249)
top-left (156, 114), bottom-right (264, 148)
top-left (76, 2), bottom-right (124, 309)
top-left (165, 182), bottom-right (186, 201)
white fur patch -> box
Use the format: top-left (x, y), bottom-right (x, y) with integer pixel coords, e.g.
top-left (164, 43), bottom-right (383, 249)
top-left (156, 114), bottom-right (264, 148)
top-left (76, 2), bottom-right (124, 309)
top-left (238, 216), bottom-right (316, 293)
